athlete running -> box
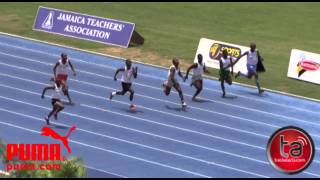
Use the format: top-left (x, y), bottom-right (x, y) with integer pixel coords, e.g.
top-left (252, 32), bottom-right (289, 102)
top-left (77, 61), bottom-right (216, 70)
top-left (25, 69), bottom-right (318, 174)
top-left (184, 54), bottom-right (209, 101)
top-left (41, 79), bottom-right (65, 125)
top-left (109, 59), bottom-right (138, 110)
top-left (162, 58), bottom-right (187, 109)
top-left (219, 49), bottom-right (239, 98)
top-left (53, 53), bottom-right (76, 105)
top-left (235, 42), bottom-right (265, 94)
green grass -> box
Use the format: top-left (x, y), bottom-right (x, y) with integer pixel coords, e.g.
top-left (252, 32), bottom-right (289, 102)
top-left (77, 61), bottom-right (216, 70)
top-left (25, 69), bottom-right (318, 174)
top-left (0, 2), bottom-right (320, 99)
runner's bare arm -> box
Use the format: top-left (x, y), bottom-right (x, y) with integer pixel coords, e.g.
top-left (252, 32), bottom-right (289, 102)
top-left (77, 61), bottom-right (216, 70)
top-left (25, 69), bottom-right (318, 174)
top-left (184, 63), bottom-right (197, 81)
top-left (41, 86), bottom-right (55, 99)
top-left (133, 67), bottom-right (138, 79)
top-left (234, 51), bottom-right (248, 64)
top-left (178, 69), bottom-right (184, 80)
top-left (219, 59), bottom-right (223, 71)
top-left (114, 68), bottom-right (125, 81)
top-left (225, 52), bottom-right (247, 70)
top-left (204, 64), bottom-right (210, 73)
top-left (231, 58), bottom-right (234, 75)
top-left (68, 60), bottom-right (76, 76)
top-left (224, 59), bottom-right (235, 72)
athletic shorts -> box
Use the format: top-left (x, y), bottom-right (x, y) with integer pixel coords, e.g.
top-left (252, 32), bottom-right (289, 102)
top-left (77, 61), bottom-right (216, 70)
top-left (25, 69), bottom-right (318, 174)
top-left (57, 74), bottom-right (68, 83)
top-left (219, 69), bottom-right (232, 82)
top-left (165, 78), bottom-right (178, 88)
top-left (247, 64), bottom-right (257, 75)
top-left (192, 74), bottom-right (203, 84)
top-left (121, 82), bottom-right (132, 92)
top-left (51, 98), bottom-right (61, 106)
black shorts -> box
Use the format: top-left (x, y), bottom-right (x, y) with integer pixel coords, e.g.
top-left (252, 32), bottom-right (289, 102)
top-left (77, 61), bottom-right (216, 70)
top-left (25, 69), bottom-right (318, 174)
top-left (122, 82), bottom-right (132, 92)
top-left (51, 99), bottom-right (61, 106)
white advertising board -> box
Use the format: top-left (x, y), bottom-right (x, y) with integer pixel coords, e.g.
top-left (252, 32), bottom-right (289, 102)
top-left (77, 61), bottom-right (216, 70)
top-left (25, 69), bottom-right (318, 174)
top-left (194, 38), bottom-right (250, 73)
top-left (287, 49), bottom-right (320, 84)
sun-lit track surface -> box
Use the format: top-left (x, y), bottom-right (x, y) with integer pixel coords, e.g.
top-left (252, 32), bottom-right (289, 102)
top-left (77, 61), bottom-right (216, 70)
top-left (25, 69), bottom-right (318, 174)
top-left (0, 34), bottom-right (319, 178)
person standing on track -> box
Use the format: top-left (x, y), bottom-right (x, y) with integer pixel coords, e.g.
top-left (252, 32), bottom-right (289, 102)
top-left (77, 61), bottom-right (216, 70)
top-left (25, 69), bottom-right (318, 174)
top-left (53, 53), bottom-right (76, 105)
top-left (109, 59), bottom-right (138, 110)
top-left (234, 42), bottom-right (265, 94)
top-left (41, 79), bottom-right (65, 125)
top-left (219, 49), bottom-right (239, 98)
top-left (184, 54), bottom-right (209, 101)
top-left (162, 58), bottom-right (187, 109)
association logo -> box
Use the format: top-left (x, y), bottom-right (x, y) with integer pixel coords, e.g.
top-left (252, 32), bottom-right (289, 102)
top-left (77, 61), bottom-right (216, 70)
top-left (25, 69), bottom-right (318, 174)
top-left (209, 43), bottom-right (242, 60)
top-left (4, 125), bottom-right (76, 172)
top-left (41, 11), bottom-right (54, 30)
top-left (267, 126), bottom-right (315, 174)
top-left (296, 53), bottom-right (320, 77)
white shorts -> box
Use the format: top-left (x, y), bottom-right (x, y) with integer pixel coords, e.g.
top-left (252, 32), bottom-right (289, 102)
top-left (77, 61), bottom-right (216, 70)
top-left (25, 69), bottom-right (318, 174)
top-left (164, 78), bottom-right (177, 88)
top-left (192, 74), bottom-right (203, 83)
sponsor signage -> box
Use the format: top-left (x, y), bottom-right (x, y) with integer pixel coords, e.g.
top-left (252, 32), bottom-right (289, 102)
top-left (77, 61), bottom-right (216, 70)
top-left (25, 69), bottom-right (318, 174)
top-left (194, 38), bottom-right (250, 73)
top-left (287, 49), bottom-right (320, 84)
top-left (267, 126), bottom-right (314, 174)
top-left (33, 6), bottom-right (135, 48)
top-left (4, 125), bottom-right (76, 172)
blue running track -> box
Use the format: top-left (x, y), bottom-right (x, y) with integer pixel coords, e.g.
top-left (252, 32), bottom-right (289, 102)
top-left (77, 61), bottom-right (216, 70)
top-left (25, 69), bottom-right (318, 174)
top-left (0, 33), bottom-right (319, 178)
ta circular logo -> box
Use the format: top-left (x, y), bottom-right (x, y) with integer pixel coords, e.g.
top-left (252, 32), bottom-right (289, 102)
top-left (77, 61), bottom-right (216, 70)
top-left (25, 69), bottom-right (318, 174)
top-left (267, 126), bottom-right (315, 174)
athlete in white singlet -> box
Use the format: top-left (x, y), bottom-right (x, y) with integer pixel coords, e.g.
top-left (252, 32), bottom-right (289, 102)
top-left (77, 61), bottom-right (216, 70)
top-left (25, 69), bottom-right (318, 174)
top-left (184, 54), bottom-right (209, 101)
top-left (41, 79), bottom-right (65, 125)
top-left (109, 59), bottom-right (138, 109)
top-left (219, 49), bottom-right (241, 98)
top-left (162, 58), bottom-right (187, 108)
top-left (235, 43), bottom-right (264, 94)
top-left (53, 53), bottom-right (76, 104)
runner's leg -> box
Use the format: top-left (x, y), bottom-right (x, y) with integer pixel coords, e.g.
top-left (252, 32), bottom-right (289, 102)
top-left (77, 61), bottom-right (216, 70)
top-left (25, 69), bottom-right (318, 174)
top-left (163, 81), bottom-right (172, 96)
top-left (53, 101), bottom-right (64, 120)
top-left (173, 83), bottom-right (185, 104)
top-left (254, 73), bottom-right (264, 94)
top-left (110, 82), bottom-right (128, 100)
top-left (192, 80), bottom-right (203, 101)
top-left (221, 79), bottom-right (226, 98)
top-left (127, 84), bottom-right (134, 102)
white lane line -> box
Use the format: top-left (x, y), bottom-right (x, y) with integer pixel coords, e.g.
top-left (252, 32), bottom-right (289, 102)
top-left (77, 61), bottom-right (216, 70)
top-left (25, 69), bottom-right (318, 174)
top-left (0, 51), bottom-right (317, 128)
top-left (81, 103), bottom-right (266, 151)
top-left (0, 108), bottom-right (269, 178)
top-left (0, 57), bottom-right (313, 139)
top-left (84, 165), bottom-right (128, 178)
top-left (0, 65), bottom-right (270, 139)
top-left (0, 46), bottom-right (318, 177)
top-left (1, 31), bottom-right (320, 104)
top-left (1, 61), bottom-right (320, 140)
top-left (0, 83), bottom-right (266, 151)
top-left (303, 171), bottom-right (320, 178)
top-left (1, 82), bottom-right (320, 167)
top-left (0, 41), bottom-right (318, 115)
top-left (0, 120), bottom-right (211, 178)
top-left (0, 51), bottom-right (282, 130)
top-left (2, 62), bottom-right (320, 145)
